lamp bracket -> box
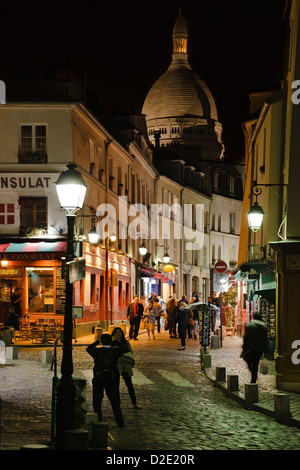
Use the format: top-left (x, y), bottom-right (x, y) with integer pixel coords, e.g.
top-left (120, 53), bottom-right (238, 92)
top-left (251, 182), bottom-right (288, 209)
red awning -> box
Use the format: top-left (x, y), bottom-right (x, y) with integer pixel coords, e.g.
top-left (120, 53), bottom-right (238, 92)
top-left (0, 241), bottom-right (67, 260)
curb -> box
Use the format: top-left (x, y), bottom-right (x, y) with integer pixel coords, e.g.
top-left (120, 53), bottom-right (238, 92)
top-left (204, 366), bottom-right (300, 429)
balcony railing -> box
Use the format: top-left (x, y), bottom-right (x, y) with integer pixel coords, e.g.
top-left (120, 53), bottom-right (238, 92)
top-left (18, 152), bottom-right (47, 164)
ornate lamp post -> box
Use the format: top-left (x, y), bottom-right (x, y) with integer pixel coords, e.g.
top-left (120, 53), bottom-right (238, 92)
top-left (54, 163), bottom-right (87, 449)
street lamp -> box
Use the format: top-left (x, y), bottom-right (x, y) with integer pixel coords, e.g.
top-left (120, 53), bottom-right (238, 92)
top-left (54, 163), bottom-right (87, 449)
top-left (155, 243), bottom-right (170, 264)
top-left (139, 242), bottom-right (147, 256)
top-left (247, 201), bottom-right (265, 232)
top-left (163, 251), bottom-right (170, 263)
top-left (247, 182), bottom-right (288, 233)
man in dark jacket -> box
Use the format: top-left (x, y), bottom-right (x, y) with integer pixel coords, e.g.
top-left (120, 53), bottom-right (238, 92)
top-left (126, 296), bottom-right (144, 340)
top-left (5, 308), bottom-right (20, 331)
top-left (86, 333), bottom-right (126, 427)
top-left (176, 298), bottom-right (188, 350)
top-left (242, 312), bottom-right (269, 383)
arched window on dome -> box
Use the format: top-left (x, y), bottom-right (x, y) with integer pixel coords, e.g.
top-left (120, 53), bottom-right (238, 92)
top-left (173, 38), bottom-right (187, 54)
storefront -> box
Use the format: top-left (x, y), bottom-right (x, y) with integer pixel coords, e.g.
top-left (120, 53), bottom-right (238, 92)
top-left (0, 240), bottom-right (67, 324)
top-left (137, 264), bottom-right (176, 301)
top-left (0, 239), bottom-right (132, 336)
top-left (74, 243), bottom-right (131, 332)
top-left (234, 259), bottom-right (276, 342)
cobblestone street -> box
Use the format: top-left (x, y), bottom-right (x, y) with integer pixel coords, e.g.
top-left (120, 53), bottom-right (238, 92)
top-left (1, 329), bottom-right (300, 452)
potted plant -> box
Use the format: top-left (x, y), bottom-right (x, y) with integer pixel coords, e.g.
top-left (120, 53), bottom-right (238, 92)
top-left (222, 287), bottom-right (237, 335)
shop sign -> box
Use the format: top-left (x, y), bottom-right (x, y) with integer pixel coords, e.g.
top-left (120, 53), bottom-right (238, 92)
top-left (67, 259), bottom-right (86, 284)
top-left (0, 268), bottom-right (21, 276)
top-left (0, 175), bottom-right (52, 189)
top-left (0, 253), bottom-right (64, 261)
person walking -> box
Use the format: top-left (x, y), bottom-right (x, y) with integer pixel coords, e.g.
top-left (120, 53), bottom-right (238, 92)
top-left (4, 307), bottom-right (20, 331)
top-left (126, 296), bottom-right (144, 340)
top-left (10, 288), bottom-right (23, 318)
top-left (144, 299), bottom-right (157, 340)
top-left (153, 296), bottom-right (162, 333)
top-left (191, 307), bottom-right (199, 340)
top-left (111, 327), bottom-right (142, 409)
top-left (166, 296), bottom-right (178, 338)
top-left (86, 333), bottom-right (126, 427)
top-left (241, 312), bottom-right (269, 383)
top-left (176, 297), bottom-right (188, 350)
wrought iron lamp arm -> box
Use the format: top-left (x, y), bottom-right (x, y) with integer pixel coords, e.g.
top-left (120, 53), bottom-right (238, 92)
top-left (251, 182), bottom-right (288, 210)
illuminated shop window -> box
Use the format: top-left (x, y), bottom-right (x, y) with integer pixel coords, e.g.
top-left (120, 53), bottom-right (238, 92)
top-left (26, 267), bottom-right (54, 313)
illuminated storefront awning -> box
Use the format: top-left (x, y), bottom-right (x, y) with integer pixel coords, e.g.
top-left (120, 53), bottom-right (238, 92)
top-left (0, 241), bottom-right (67, 260)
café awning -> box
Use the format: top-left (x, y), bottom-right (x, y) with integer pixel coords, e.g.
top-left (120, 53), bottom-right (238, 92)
top-left (0, 241), bottom-right (67, 260)
top-left (0, 241), bottom-right (67, 252)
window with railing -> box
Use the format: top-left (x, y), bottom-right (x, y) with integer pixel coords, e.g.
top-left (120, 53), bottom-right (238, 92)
top-left (19, 124), bottom-right (47, 163)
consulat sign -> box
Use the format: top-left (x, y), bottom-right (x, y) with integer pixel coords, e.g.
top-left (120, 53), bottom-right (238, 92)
top-left (0, 252), bottom-right (64, 261)
top-left (0, 175), bottom-right (53, 189)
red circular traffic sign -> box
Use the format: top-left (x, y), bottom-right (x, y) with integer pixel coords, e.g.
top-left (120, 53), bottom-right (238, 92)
top-left (214, 261), bottom-right (227, 273)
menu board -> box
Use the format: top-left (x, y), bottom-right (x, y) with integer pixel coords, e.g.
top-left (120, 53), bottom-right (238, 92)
top-left (56, 268), bottom-right (66, 315)
top-left (258, 297), bottom-right (276, 340)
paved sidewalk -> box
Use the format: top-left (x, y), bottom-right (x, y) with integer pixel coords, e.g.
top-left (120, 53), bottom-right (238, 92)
top-left (204, 334), bottom-right (300, 427)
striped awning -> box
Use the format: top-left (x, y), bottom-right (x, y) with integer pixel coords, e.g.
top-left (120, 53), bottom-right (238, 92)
top-left (0, 241), bottom-right (67, 252)
top-left (0, 241), bottom-right (67, 261)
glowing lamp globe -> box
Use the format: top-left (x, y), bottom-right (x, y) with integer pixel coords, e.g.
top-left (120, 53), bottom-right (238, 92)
top-left (139, 243), bottom-right (147, 256)
top-left (163, 264), bottom-right (175, 273)
top-left (55, 163), bottom-right (87, 212)
top-left (88, 228), bottom-right (99, 245)
top-left (247, 202), bottom-right (265, 232)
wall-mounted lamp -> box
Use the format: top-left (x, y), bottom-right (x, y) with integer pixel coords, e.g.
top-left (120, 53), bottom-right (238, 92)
top-left (247, 182), bottom-right (288, 233)
top-left (139, 242), bottom-right (147, 256)
top-left (162, 251), bottom-right (170, 263)
top-left (1, 259), bottom-right (8, 268)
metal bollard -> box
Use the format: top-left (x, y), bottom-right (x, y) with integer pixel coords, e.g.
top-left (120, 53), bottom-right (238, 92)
top-left (245, 383), bottom-right (258, 405)
top-left (92, 421), bottom-right (108, 449)
top-left (64, 429), bottom-right (89, 450)
top-left (215, 366), bottom-right (226, 382)
top-left (227, 375), bottom-right (239, 392)
top-left (94, 327), bottom-right (103, 342)
top-left (274, 393), bottom-right (291, 423)
top-left (6, 346), bottom-right (18, 360)
top-left (41, 350), bottom-right (52, 364)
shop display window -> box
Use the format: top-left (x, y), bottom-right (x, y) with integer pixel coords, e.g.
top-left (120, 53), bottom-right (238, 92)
top-left (26, 267), bottom-right (54, 313)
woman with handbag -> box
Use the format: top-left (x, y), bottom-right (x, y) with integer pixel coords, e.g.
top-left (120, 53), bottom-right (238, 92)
top-left (111, 327), bottom-right (142, 409)
top-left (144, 300), bottom-right (157, 340)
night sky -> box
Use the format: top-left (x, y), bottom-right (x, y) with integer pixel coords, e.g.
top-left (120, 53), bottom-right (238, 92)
top-left (1, 0), bottom-right (287, 161)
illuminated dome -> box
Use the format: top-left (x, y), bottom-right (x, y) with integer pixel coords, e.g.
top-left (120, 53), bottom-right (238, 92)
top-left (142, 9), bottom-right (224, 160)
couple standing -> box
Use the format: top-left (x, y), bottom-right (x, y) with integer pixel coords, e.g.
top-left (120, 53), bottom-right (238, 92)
top-left (126, 295), bottom-right (144, 340)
